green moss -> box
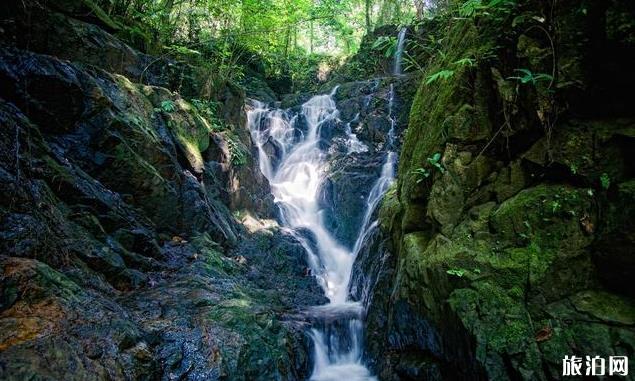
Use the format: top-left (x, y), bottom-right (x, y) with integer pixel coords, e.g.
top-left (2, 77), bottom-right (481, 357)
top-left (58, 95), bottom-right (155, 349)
top-left (42, 155), bottom-right (76, 185)
top-left (118, 114), bottom-right (161, 145)
top-left (401, 231), bottom-right (433, 272)
top-left (160, 99), bottom-right (212, 173)
top-left (378, 184), bottom-right (401, 232)
top-left (393, 185), bottom-right (597, 374)
top-left (484, 241), bottom-right (558, 288)
top-left (223, 132), bottom-right (248, 166)
top-left (538, 320), bottom-right (634, 374)
top-left (135, 84), bottom-right (213, 174)
top-left (449, 282), bottom-right (533, 354)
top-left (209, 292), bottom-right (257, 331)
top-left (6, 258), bottom-right (83, 304)
top-left (192, 232), bottom-right (236, 275)
top-left (206, 285), bottom-right (294, 379)
top-left (491, 184), bottom-right (594, 251)
top-left (400, 203), bottom-right (428, 233)
top-left (113, 143), bottom-right (167, 187)
top-left (570, 290), bottom-right (635, 325)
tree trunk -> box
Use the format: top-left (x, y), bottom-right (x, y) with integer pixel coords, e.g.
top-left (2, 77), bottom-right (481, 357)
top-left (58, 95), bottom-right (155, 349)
top-left (365, 0), bottom-right (372, 33)
top-left (284, 27), bottom-right (290, 59)
top-left (310, 20), bottom-right (314, 54)
top-left (415, 0), bottom-right (425, 20)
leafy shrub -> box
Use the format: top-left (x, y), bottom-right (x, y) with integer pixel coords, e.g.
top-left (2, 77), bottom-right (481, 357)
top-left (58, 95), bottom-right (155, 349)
top-left (412, 152), bottom-right (445, 183)
top-left (371, 36), bottom-right (398, 58)
top-left (227, 135), bottom-right (247, 166)
top-left (191, 99), bottom-right (227, 131)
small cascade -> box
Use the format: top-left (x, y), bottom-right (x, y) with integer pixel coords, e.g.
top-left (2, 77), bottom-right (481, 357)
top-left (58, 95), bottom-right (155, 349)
top-left (247, 82), bottom-right (398, 381)
top-left (344, 114), bottom-right (369, 154)
top-left (393, 27), bottom-right (407, 76)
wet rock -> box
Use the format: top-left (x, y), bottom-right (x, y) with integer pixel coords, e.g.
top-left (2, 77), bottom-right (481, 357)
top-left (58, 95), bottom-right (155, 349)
top-left (0, 11), bottom-right (318, 379)
top-left (323, 154), bottom-right (384, 247)
top-left (242, 71), bottom-right (278, 104)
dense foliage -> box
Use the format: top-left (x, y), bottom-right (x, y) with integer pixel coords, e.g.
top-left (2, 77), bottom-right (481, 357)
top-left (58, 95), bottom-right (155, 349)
top-left (92, 0), bottom-right (429, 92)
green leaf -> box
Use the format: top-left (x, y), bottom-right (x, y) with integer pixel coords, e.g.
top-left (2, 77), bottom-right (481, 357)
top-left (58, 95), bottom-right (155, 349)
top-left (160, 100), bottom-right (176, 113)
top-left (412, 168), bottom-right (431, 183)
top-left (600, 173), bottom-right (611, 190)
top-left (459, 0), bottom-right (482, 17)
top-left (425, 69), bottom-right (455, 85)
top-left (453, 57), bottom-right (475, 67)
top-left (509, 69), bottom-right (553, 85)
top-left (446, 268), bottom-right (466, 277)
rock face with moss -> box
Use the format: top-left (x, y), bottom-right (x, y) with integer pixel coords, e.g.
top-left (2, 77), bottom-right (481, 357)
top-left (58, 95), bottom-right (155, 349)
top-left (360, 1), bottom-right (635, 380)
top-left (0, 3), bottom-right (324, 380)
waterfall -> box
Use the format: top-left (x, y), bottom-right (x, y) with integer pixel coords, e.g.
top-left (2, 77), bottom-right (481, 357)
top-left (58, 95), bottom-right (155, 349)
top-left (393, 27), bottom-right (407, 76)
top-left (247, 83), bottom-right (397, 381)
top-left (344, 113), bottom-right (369, 154)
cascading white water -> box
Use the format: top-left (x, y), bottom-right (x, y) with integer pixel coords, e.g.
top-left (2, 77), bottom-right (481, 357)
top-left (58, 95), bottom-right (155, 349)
top-left (247, 84), bottom-right (398, 381)
top-left (344, 113), bottom-right (369, 154)
top-left (393, 27), bottom-right (407, 76)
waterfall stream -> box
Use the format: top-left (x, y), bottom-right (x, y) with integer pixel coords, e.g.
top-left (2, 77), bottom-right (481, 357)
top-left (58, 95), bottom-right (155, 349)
top-left (393, 27), bottom-right (407, 76)
top-left (247, 84), bottom-right (398, 380)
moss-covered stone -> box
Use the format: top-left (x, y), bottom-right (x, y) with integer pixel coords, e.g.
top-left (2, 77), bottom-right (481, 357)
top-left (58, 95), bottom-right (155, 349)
top-left (491, 184), bottom-right (594, 250)
top-left (570, 290), bottom-right (635, 325)
top-left (363, 2), bottom-right (635, 379)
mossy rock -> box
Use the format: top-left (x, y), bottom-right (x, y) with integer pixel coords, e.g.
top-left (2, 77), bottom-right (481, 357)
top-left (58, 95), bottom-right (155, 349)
top-left (493, 160), bottom-right (527, 202)
top-left (379, 184), bottom-right (401, 232)
top-left (395, 19), bottom-right (499, 238)
top-left (426, 147), bottom-right (494, 232)
top-left (136, 85), bottom-right (212, 174)
top-left (569, 290), bottom-right (635, 325)
top-left (523, 120), bottom-right (633, 185)
top-left (449, 283), bottom-right (533, 352)
top-left (490, 184), bottom-right (595, 251)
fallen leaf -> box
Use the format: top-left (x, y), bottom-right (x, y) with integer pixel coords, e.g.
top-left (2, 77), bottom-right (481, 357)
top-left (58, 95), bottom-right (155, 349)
top-left (535, 326), bottom-right (553, 342)
top-left (580, 214), bottom-right (594, 234)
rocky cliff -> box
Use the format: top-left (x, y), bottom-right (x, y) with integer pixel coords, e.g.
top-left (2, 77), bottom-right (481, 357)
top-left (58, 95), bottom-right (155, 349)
top-left (361, 1), bottom-right (635, 380)
top-left (0, 1), bottom-right (328, 379)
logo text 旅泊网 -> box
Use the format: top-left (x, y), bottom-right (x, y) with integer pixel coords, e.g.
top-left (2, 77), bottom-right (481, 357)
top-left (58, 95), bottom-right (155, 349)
top-left (563, 355), bottom-right (629, 376)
